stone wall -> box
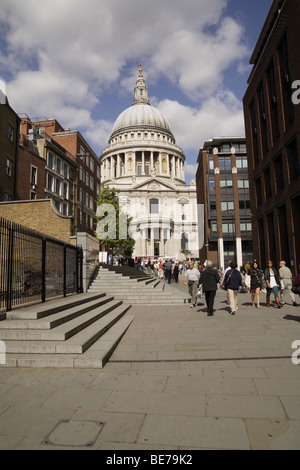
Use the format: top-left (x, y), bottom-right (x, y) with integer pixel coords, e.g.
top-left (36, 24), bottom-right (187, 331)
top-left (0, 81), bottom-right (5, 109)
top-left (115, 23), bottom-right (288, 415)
top-left (0, 199), bottom-right (75, 245)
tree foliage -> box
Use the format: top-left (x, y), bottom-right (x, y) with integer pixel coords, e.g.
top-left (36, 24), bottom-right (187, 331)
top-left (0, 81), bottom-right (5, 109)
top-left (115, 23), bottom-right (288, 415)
top-left (95, 184), bottom-right (135, 258)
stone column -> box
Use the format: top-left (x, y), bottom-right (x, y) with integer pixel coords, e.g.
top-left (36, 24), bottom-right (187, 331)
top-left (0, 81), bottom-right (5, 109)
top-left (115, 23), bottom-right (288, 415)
top-left (172, 156), bottom-right (175, 178)
top-left (159, 153), bottom-right (162, 175)
top-left (117, 154), bottom-right (121, 177)
top-left (150, 151), bottom-right (154, 172)
top-left (231, 148), bottom-right (243, 269)
top-left (142, 151), bottom-right (145, 175)
top-left (214, 148), bottom-right (224, 269)
top-left (160, 227), bottom-right (165, 257)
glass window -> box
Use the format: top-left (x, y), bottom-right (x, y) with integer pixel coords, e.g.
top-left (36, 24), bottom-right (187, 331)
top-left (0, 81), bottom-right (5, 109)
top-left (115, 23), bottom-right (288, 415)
top-left (64, 163), bottom-right (69, 179)
top-left (56, 179), bottom-right (61, 195)
top-left (8, 125), bottom-right (14, 142)
top-left (63, 182), bottom-right (68, 199)
top-left (6, 159), bottom-right (12, 177)
top-left (150, 199), bottom-right (159, 214)
top-left (225, 159), bottom-right (231, 170)
top-left (209, 160), bottom-right (214, 170)
top-left (31, 166), bottom-right (37, 185)
top-left (209, 180), bottom-right (215, 190)
top-left (56, 158), bottom-right (61, 174)
top-left (48, 152), bottom-right (54, 169)
top-left (219, 159), bottom-right (225, 170)
top-left (47, 174), bottom-right (53, 192)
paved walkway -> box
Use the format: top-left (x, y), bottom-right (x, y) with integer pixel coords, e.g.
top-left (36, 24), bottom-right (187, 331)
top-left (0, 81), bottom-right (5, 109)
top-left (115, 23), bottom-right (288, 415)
top-left (0, 279), bottom-right (299, 450)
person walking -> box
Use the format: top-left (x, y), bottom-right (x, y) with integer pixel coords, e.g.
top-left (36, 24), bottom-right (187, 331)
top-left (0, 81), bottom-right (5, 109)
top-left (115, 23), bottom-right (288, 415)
top-left (172, 262), bottom-right (179, 283)
top-left (250, 261), bottom-right (263, 309)
top-left (223, 260), bottom-right (242, 315)
top-left (279, 261), bottom-right (297, 306)
top-left (184, 262), bottom-right (200, 308)
top-left (265, 260), bottom-right (281, 308)
top-left (164, 259), bottom-right (173, 284)
top-left (199, 260), bottom-right (220, 316)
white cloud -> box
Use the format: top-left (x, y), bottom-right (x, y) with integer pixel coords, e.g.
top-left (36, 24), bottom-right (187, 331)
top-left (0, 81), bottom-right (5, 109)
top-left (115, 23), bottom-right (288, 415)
top-left (1, 0), bottom-right (249, 159)
top-left (155, 90), bottom-right (245, 154)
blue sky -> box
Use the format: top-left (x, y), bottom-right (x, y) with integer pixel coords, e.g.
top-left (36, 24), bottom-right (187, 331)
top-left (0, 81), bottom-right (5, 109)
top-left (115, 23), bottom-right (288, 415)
top-left (0, 0), bottom-right (272, 182)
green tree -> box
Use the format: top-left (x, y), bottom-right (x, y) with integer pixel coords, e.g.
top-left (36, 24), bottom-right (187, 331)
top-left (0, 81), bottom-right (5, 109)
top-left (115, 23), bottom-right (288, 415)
top-left (95, 184), bottom-right (135, 258)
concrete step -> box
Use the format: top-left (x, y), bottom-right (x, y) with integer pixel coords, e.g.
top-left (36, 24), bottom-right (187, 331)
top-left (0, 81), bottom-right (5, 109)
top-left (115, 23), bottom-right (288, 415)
top-left (3, 303), bottom-right (130, 355)
top-left (5, 293), bottom-right (107, 320)
top-left (0, 295), bottom-right (113, 330)
top-left (0, 299), bottom-right (122, 341)
top-left (1, 314), bottom-right (135, 369)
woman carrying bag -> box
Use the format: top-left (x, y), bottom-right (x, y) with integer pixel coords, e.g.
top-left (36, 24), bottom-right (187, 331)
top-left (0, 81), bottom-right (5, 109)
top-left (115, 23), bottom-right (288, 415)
top-left (250, 261), bottom-right (263, 309)
top-left (265, 260), bottom-right (282, 308)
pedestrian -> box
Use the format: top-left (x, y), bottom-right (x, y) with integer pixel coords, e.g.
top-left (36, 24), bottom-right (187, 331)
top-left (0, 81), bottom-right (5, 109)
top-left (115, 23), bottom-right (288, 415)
top-left (264, 260), bottom-right (281, 308)
top-left (250, 261), bottom-right (263, 309)
top-left (164, 259), bottom-right (173, 284)
top-left (223, 260), bottom-right (242, 315)
top-left (158, 260), bottom-right (164, 279)
top-left (199, 260), bottom-right (220, 316)
top-left (292, 269), bottom-right (300, 299)
top-left (279, 261), bottom-right (297, 306)
top-left (184, 262), bottom-right (200, 308)
top-left (172, 262), bottom-right (179, 283)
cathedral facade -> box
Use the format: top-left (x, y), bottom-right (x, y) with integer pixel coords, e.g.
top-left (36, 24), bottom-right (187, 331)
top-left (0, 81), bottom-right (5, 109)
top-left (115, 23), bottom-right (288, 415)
top-left (100, 64), bottom-right (199, 260)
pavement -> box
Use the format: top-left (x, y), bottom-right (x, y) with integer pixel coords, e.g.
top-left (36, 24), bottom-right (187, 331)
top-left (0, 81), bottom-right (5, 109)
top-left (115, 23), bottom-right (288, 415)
top-left (0, 278), bottom-right (300, 451)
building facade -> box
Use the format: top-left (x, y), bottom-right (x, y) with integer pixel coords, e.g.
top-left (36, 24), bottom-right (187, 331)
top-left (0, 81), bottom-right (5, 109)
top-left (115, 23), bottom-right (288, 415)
top-left (17, 134), bottom-right (46, 201)
top-left (0, 92), bottom-right (20, 202)
top-left (19, 116), bottom-right (100, 238)
top-left (19, 116), bottom-right (78, 233)
top-left (243, 0), bottom-right (300, 274)
top-left (196, 137), bottom-right (253, 269)
top-left (100, 64), bottom-right (198, 260)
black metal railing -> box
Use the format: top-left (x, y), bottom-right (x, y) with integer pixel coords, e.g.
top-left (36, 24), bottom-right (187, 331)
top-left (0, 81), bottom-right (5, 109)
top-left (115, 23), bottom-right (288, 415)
top-left (0, 218), bottom-right (83, 311)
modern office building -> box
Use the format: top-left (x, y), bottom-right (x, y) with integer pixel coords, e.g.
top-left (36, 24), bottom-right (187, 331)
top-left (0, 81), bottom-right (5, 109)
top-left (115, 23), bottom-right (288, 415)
top-left (243, 0), bottom-right (300, 274)
top-left (196, 137), bottom-right (253, 269)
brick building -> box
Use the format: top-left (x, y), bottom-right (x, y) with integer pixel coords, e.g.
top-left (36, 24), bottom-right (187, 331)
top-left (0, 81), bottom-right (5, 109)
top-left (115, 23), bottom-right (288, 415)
top-left (243, 0), bottom-right (300, 274)
top-left (30, 119), bottom-right (101, 237)
top-left (17, 134), bottom-right (46, 200)
top-left (0, 92), bottom-right (20, 201)
top-left (19, 116), bottom-right (78, 230)
top-left (196, 137), bottom-right (253, 269)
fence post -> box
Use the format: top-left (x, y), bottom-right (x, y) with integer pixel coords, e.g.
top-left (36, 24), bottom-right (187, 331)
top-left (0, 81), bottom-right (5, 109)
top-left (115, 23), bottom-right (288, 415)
top-left (6, 223), bottom-right (14, 312)
top-left (77, 248), bottom-right (83, 293)
top-left (42, 239), bottom-right (46, 303)
top-left (63, 245), bottom-right (67, 297)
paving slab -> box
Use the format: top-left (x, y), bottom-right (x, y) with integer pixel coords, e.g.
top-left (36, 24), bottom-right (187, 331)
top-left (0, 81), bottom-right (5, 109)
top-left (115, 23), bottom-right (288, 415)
top-left (0, 281), bottom-right (299, 450)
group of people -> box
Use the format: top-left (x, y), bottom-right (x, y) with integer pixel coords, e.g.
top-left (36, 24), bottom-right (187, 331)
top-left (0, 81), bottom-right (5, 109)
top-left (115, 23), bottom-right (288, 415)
top-left (184, 259), bottom-right (299, 317)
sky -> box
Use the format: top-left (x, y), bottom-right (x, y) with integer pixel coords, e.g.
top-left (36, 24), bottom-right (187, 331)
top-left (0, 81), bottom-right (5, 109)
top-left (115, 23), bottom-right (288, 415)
top-left (0, 0), bottom-right (273, 182)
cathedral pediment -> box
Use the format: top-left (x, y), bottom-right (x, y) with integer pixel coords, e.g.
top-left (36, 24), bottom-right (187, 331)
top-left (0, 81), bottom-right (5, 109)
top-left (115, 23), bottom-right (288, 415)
top-left (131, 177), bottom-right (177, 192)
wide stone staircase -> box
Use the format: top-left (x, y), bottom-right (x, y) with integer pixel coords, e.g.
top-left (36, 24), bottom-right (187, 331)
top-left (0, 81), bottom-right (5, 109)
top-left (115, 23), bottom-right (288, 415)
top-left (0, 292), bottom-right (134, 369)
top-left (88, 266), bottom-right (185, 304)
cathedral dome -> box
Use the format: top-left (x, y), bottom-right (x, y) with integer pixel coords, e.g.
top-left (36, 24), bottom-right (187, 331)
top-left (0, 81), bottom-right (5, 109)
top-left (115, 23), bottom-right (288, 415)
top-left (110, 104), bottom-right (173, 138)
top-left (109, 63), bottom-right (174, 141)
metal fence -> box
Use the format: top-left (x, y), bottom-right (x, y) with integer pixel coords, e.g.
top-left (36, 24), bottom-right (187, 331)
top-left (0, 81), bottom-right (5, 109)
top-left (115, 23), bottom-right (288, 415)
top-left (0, 218), bottom-right (83, 311)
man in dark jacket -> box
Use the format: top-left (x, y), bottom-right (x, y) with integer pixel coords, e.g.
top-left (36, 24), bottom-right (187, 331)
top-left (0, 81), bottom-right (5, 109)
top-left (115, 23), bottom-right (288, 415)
top-left (199, 261), bottom-right (220, 316)
top-left (224, 260), bottom-right (242, 315)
